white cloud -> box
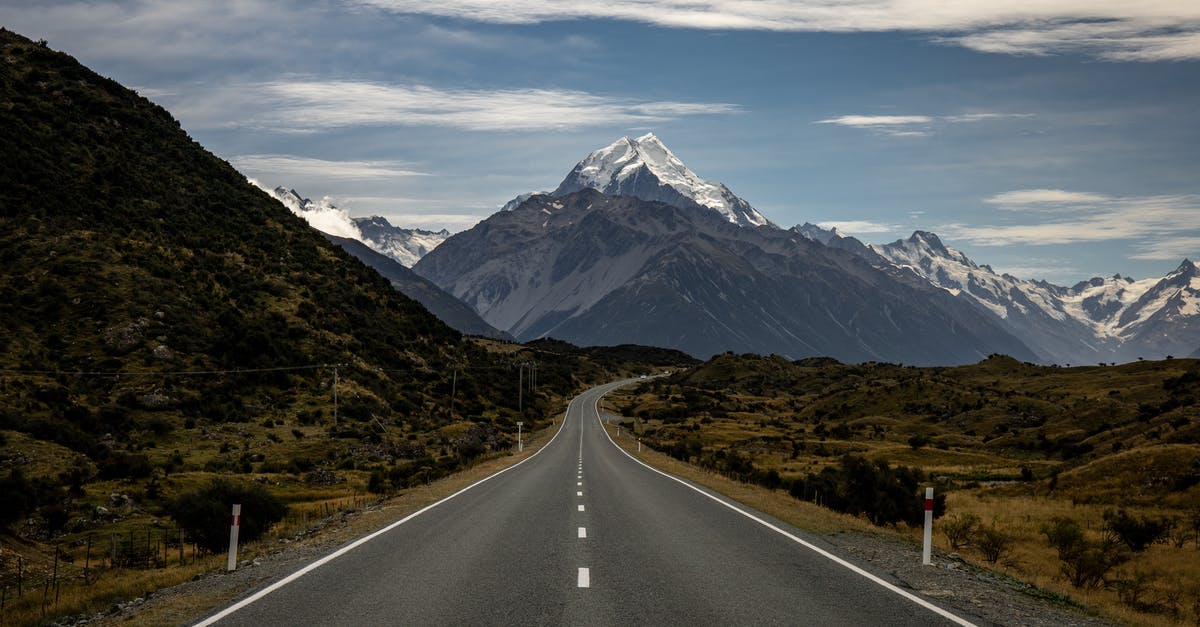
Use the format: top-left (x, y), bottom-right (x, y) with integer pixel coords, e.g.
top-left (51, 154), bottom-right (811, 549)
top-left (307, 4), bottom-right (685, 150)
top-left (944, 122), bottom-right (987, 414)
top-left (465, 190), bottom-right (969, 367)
top-left (230, 155), bottom-right (429, 180)
top-left (816, 111), bottom-right (1031, 137)
top-left (378, 213), bottom-right (488, 231)
top-left (815, 220), bottom-right (899, 234)
top-left (985, 188), bottom-right (1112, 208)
top-left (816, 115), bottom-right (933, 127)
top-left (944, 113), bottom-right (1035, 123)
top-left (249, 178), bottom-right (363, 239)
top-left (1130, 236), bottom-right (1200, 261)
top-left (164, 81), bottom-right (738, 132)
top-left (353, 0), bottom-right (1200, 61)
top-left (940, 192), bottom-right (1200, 247)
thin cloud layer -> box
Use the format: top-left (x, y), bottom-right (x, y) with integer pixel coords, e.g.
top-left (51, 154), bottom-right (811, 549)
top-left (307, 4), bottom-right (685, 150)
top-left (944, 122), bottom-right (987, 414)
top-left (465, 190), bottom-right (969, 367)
top-left (231, 155), bottom-right (429, 180)
top-left (815, 220), bottom-right (899, 235)
top-left (355, 0), bottom-right (1200, 61)
top-left (171, 81), bottom-right (739, 132)
top-left (816, 112), bottom-right (1031, 137)
top-left (941, 191), bottom-right (1200, 259)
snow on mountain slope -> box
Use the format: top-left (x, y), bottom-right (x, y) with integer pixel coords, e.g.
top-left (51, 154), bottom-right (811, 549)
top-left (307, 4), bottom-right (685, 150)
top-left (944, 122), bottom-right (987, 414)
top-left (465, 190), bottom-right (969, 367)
top-left (265, 185), bottom-right (361, 239)
top-left (354, 216), bottom-right (450, 268)
top-left (415, 188), bottom-right (1037, 364)
top-left (255, 183), bottom-right (449, 267)
top-left (548, 133), bottom-right (775, 228)
top-left (853, 229), bottom-right (1198, 363)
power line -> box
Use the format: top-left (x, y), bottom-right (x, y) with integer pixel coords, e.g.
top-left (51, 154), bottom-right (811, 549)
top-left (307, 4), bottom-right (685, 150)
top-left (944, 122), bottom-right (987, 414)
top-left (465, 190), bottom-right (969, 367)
top-left (0, 364), bottom-right (332, 377)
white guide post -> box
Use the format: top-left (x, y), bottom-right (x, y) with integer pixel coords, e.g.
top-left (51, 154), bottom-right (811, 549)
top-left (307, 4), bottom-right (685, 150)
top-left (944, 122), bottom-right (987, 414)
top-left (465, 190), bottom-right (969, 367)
top-left (637, 438), bottom-right (641, 452)
top-left (922, 487), bottom-right (933, 566)
top-left (517, 421), bottom-right (524, 452)
top-left (227, 503), bottom-right (242, 571)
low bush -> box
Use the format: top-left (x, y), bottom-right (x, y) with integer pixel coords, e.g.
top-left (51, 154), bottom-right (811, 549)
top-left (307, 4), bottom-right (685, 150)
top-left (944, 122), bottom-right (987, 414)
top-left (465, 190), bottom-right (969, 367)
top-left (1041, 517), bottom-right (1127, 589)
top-left (166, 478), bottom-right (287, 553)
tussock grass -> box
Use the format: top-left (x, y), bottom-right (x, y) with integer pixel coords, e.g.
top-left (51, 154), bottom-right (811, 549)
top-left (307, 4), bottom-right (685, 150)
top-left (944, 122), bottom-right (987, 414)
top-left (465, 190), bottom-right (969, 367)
top-left (610, 355), bottom-right (1200, 625)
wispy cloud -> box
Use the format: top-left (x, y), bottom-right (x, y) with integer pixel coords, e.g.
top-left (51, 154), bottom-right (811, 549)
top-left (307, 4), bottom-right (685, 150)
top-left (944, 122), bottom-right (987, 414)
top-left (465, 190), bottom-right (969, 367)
top-left (815, 112), bottom-right (1028, 137)
top-left (1130, 236), bottom-right (1200, 261)
top-left (944, 113), bottom-right (1035, 123)
top-left (354, 1), bottom-right (1200, 61)
top-left (940, 191), bottom-right (1200, 252)
top-left (985, 188), bottom-right (1111, 207)
top-left (816, 115), bottom-right (933, 127)
top-left (168, 81), bottom-right (739, 133)
top-left (816, 220), bottom-right (899, 235)
top-left (230, 155), bottom-right (429, 180)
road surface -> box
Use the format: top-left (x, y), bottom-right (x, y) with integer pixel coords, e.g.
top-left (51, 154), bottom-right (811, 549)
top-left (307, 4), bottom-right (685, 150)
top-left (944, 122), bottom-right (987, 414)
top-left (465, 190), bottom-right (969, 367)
top-left (198, 380), bottom-right (978, 626)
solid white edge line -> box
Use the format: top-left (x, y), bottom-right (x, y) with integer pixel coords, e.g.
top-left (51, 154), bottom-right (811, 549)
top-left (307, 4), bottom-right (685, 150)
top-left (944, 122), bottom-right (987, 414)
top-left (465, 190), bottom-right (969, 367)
top-left (192, 384), bottom-right (596, 626)
top-left (577, 567), bottom-right (590, 588)
top-left (590, 390), bottom-right (977, 627)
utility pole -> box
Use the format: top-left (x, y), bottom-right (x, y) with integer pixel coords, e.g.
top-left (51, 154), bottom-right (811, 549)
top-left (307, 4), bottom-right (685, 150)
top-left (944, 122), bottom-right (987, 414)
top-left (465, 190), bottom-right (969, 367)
top-left (333, 365), bottom-right (339, 427)
top-left (518, 363), bottom-right (524, 414)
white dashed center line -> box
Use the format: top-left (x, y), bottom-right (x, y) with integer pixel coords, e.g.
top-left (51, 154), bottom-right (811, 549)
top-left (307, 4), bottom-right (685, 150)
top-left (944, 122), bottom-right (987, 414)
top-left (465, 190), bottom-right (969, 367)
top-left (577, 491), bottom-right (582, 496)
top-left (578, 504), bottom-right (585, 512)
top-left (578, 527), bottom-right (587, 538)
top-left (578, 567), bottom-right (590, 588)
top-left (577, 482), bottom-right (582, 486)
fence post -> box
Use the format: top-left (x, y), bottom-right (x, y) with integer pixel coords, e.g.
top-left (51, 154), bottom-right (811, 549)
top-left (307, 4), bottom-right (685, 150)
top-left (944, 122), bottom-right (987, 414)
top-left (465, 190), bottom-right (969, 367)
top-left (922, 487), bottom-right (934, 565)
top-left (227, 504), bottom-right (242, 571)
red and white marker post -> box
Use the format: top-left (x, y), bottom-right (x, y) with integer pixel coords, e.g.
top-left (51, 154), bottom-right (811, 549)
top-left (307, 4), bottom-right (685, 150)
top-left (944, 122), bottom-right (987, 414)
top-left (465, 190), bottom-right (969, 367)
top-left (227, 503), bottom-right (242, 572)
top-left (922, 487), bottom-right (933, 565)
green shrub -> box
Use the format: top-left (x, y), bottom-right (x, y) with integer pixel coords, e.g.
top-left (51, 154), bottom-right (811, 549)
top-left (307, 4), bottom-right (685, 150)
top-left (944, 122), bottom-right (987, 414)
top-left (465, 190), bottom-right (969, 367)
top-left (976, 523), bottom-right (1013, 564)
top-left (166, 478), bottom-right (287, 553)
top-left (789, 454), bottom-right (943, 526)
top-left (942, 513), bottom-right (980, 550)
top-left (1041, 517), bottom-right (1127, 589)
top-left (1104, 508), bottom-right (1171, 552)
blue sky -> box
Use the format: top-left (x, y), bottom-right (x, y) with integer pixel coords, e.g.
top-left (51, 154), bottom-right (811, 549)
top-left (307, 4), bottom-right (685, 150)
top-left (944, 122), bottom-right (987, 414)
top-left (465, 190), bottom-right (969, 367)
top-left (3, 0), bottom-right (1199, 283)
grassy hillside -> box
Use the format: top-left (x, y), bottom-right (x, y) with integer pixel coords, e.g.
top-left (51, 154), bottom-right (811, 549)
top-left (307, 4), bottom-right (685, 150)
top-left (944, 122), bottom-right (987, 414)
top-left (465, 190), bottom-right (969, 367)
top-left (0, 29), bottom-right (687, 623)
top-left (612, 353), bottom-right (1200, 624)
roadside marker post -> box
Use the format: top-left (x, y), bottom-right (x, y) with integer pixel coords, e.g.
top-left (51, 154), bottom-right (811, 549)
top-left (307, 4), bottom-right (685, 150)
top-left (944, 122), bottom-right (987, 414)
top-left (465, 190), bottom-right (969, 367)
top-left (637, 438), bottom-right (641, 452)
top-left (227, 504), bottom-right (241, 572)
top-left (922, 488), bottom-right (933, 566)
top-left (517, 422), bottom-right (524, 452)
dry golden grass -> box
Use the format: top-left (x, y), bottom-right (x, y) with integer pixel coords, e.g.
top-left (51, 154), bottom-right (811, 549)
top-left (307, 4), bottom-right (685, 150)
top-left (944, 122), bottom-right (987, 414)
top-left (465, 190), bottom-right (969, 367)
top-left (606, 357), bottom-right (1200, 627)
top-left (77, 422), bottom-right (561, 627)
top-left (945, 492), bottom-right (1200, 626)
top-left (602, 423), bottom-right (883, 536)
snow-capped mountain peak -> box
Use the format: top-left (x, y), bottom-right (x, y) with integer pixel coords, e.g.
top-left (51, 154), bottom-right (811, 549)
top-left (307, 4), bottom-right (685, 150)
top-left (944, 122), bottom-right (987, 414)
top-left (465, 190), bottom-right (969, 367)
top-left (550, 133), bottom-right (775, 229)
top-left (257, 183), bottom-right (450, 267)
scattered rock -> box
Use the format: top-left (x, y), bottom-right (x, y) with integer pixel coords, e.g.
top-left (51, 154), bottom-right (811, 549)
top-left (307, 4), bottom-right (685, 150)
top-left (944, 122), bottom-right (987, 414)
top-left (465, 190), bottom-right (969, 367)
top-left (152, 344), bottom-right (174, 361)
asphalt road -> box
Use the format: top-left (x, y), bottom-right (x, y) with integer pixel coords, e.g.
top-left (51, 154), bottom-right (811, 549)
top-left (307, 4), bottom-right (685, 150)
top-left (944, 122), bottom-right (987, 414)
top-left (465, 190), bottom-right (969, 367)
top-left (199, 380), bottom-right (979, 626)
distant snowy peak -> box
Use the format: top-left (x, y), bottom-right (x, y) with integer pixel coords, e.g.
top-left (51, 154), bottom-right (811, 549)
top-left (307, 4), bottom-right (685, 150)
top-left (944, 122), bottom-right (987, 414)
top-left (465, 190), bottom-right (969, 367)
top-left (858, 228), bottom-right (1200, 362)
top-left (875, 231), bottom-right (978, 270)
top-left (792, 222), bottom-right (843, 245)
top-left (500, 191), bottom-right (546, 212)
top-left (353, 217), bottom-right (450, 268)
top-left (551, 133), bottom-right (775, 229)
top-left (263, 185), bottom-right (360, 239)
top-left (258, 183), bottom-right (449, 267)
top-left (1117, 259), bottom-right (1200, 329)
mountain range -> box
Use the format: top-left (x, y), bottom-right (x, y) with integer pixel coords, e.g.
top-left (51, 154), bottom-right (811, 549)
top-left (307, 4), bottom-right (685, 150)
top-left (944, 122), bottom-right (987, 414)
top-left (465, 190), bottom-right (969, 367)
top-left (264, 186), bottom-right (452, 268)
top-left (257, 186), bottom-right (503, 337)
top-left (410, 134), bottom-right (1200, 364)
top-left (795, 225), bottom-right (1200, 364)
top-left (414, 188), bottom-right (1036, 365)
